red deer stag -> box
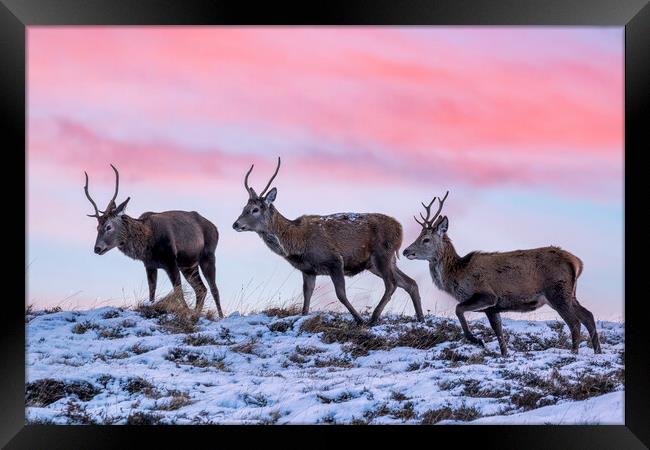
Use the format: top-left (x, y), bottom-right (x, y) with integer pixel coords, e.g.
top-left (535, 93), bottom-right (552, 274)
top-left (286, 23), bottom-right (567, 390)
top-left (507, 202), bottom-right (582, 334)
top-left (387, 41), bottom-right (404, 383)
top-left (84, 164), bottom-right (222, 316)
top-left (403, 191), bottom-right (601, 356)
top-left (232, 157), bottom-right (423, 325)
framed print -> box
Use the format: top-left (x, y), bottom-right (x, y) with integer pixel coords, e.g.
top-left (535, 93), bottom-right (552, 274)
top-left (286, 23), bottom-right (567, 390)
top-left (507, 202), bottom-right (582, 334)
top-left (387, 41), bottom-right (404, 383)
top-left (2, 0), bottom-right (648, 448)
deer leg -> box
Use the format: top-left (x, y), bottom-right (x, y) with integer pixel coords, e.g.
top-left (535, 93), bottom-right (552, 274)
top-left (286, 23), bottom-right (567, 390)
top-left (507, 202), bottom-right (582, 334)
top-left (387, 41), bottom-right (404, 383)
top-left (368, 258), bottom-right (397, 325)
top-left (394, 267), bottom-right (424, 322)
top-left (329, 265), bottom-right (364, 325)
top-left (574, 300), bottom-right (601, 354)
top-left (302, 273), bottom-right (316, 315)
top-left (145, 265), bottom-right (157, 303)
top-left (163, 263), bottom-right (189, 310)
top-left (554, 306), bottom-right (582, 354)
top-left (455, 293), bottom-right (497, 348)
top-left (181, 266), bottom-right (207, 313)
top-left (199, 253), bottom-right (223, 318)
top-left (546, 288), bottom-right (582, 354)
top-left (485, 309), bottom-right (508, 356)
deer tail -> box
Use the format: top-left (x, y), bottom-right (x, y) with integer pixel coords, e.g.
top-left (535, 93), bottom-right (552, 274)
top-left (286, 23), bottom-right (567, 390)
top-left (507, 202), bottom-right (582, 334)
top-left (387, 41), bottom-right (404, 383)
top-left (569, 253), bottom-right (584, 299)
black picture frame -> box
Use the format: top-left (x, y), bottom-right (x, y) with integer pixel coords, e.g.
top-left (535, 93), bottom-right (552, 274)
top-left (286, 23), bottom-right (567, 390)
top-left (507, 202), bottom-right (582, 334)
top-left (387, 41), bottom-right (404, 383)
top-left (2, 0), bottom-right (648, 448)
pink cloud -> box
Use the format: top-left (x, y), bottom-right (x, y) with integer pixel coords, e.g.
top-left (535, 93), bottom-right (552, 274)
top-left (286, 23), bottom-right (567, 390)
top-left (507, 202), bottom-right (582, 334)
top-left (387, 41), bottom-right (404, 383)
top-left (28, 27), bottom-right (622, 159)
top-left (29, 116), bottom-right (620, 204)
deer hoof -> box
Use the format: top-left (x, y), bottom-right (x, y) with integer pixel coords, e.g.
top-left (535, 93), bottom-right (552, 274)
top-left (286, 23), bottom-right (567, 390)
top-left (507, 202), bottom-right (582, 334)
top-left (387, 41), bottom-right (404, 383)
top-left (465, 335), bottom-right (484, 347)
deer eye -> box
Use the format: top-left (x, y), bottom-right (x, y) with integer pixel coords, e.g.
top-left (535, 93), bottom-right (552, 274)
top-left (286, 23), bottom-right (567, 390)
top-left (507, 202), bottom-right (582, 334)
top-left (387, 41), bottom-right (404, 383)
top-left (251, 207), bottom-right (260, 214)
top-left (105, 225), bottom-right (112, 232)
top-left (422, 238), bottom-right (431, 244)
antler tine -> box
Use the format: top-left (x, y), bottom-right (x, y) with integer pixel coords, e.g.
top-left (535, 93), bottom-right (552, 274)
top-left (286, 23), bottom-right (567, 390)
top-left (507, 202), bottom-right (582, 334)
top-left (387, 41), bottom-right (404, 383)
top-left (429, 190), bottom-right (450, 225)
top-left (107, 164), bottom-right (120, 208)
top-left (83, 171), bottom-right (101, 218)
top-left (413, 215), bottom-right (426, 227)
top-left (418, 197), bottom-right (436, 225)
top-left (259, 157), bottom-right (281, 197)
top-left (244, 164), bottom-right (255, 198)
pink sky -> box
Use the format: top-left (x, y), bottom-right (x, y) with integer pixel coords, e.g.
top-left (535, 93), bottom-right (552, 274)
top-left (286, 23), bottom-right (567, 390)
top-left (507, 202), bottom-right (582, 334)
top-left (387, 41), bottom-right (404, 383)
top-left (27, 27), bottom-right (623, 320)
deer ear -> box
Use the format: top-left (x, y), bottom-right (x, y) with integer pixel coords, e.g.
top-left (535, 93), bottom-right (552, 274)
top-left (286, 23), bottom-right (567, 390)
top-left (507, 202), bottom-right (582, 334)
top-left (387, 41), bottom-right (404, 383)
top-left (104, 200), bottom-right (117, 214)
top-left (263, 187), bottom-right (277, 205)
top-left (114, 197), bottom-right (131, 216)
top-left (435, 216), bottom-right (448, 235)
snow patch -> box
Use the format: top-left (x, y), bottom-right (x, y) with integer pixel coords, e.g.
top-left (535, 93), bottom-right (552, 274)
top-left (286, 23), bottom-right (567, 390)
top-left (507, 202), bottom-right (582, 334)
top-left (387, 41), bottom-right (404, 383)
top-left (25, 307), bottom-right (624, 425)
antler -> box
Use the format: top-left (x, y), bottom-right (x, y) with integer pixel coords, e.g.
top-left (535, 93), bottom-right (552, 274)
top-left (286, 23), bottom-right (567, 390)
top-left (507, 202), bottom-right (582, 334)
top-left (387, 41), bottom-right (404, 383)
top-left (414, 190), bottom-right (449, 228)
top-left (100, 164), bottom-right (120, 213)
top-left (414, 197), bottom-right (436, 227)
top-left (260, 157), bottom-right (281, 197)
top-left (428, 190), bottom-right (449, 226)
top-left (244, 164), bottom-right (255, 198)
top-left (83, 172), bottom-right (101, 218)
top-left (243, 157), bottom-right (281, 199)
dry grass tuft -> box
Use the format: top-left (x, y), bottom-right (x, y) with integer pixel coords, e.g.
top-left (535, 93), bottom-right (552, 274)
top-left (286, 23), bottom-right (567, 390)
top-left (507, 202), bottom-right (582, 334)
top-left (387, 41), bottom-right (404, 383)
top-left (123, 377), bottom-right (160, 398)
top-left (262, 305), bottom-right (302, 318)
top-left (503, 368), bottom-right (622, 410)
top-left (71, 321), bottom-right (100, 335)
top-left (420, 404), bottom-right (481, 424)
top-left (300, 315), bottom-right (466, 357)
top-left (301, 315), bottom-right (389, 357)
top-left (512, 389), bottom-right (545, 410)
top-left (97, 326), bottom-right (126, 340)
top-left (317, 391), bottom-right (358, 404)
top-left (438, 347), bottom-right (485, 365)
top-left (133, 301), bottom-right (169, 319)
top-left (128, 342), bottom-right (152, 355)
top-left (314, 356), bottom-right (353, 368)
top-left (157, 390), bottom-right (193, 411)
top-left (231, 339), bottom-right (258, 355)
top-left (391, 401), bottom-right (416, 421)
top-left (63, 400), bottom-right (97, 424)
top-left (183, 333), bottom-right (218, 346)
top-left (165, 347), bottom-right (229, 370)
top-left (126, 411), bottom-right (163, 425)
top-left (268, 319), bottom-right (297, 333)
top-left (295, 345), bottom-right (326, 356)
top-left (157, 310), bottom-right (199, 334)
top-left (25, 379), bottom-right (100, 407)
top-left (101, 309), bottom-right (121, 319)
top-left (395, 327), bottom-right (450, 350)
top-left (390, 391), bottom-right (409, 402)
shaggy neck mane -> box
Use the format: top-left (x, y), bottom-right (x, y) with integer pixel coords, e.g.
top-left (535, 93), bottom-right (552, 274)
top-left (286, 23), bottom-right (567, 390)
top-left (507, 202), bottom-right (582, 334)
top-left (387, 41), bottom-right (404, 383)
top-left (118, 215), bottom-right (153, 260)
top-left (262, 206), bottom-right (307, 256)
top-left (428, 235), bottom-right (465, 291)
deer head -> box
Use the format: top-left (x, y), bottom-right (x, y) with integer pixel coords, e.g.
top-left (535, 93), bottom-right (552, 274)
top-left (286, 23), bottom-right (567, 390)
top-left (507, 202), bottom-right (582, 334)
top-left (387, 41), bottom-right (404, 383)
top-left (403, 191), bottom-right (449, 261)
top-left (84, 164), bottom-right (131, 255)
top-left (233, 157), bottom-right (281, 233)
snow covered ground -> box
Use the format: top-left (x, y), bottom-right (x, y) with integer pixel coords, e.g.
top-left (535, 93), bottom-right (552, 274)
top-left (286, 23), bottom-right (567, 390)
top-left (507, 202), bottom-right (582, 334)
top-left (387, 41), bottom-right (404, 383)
top-left (25, 306), bottom-right (624, 425)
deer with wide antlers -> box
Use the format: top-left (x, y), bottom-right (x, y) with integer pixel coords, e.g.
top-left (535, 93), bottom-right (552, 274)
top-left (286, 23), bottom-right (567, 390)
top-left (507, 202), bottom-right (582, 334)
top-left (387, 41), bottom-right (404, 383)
top-left (403, 191), bottom-right (601, 356)
top-left (232, 157), bottom-right (424, 325)
top-left (84, 164), bottom-right (222, 316)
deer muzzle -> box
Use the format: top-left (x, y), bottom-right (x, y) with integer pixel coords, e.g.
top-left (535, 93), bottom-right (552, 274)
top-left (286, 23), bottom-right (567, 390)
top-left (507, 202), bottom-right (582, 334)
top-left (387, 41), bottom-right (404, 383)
top-left (232, 221), bottom-right (247, 232)
top-left (403, 248), bottom-right (417, 260)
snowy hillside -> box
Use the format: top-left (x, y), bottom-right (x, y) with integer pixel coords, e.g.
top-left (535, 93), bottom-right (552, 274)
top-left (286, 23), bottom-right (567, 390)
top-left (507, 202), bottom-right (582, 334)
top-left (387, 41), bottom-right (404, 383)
top-left (25, 306), bottom-right (624, 425)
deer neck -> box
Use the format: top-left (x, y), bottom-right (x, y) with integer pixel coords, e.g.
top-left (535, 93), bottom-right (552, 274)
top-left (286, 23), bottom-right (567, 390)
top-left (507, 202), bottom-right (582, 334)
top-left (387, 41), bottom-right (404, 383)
top-left (428, 235), bottom-right (461, 292)
top-left (117, 216), bottom-right (153, 261)
top-left (260, 207), bottom-right (303, 257)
